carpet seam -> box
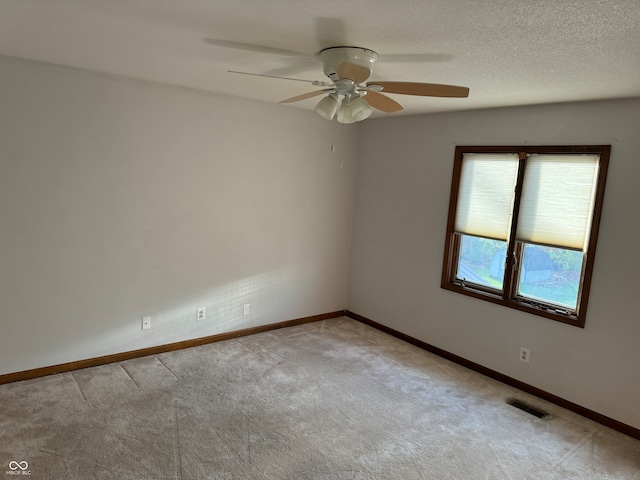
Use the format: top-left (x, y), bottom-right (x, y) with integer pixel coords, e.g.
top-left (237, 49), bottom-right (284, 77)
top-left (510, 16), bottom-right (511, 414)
top-left (70, 372), bottom-right (87, 402)
top-left (156, 357), bottom-right (180, 380)
top-left (173, 399), bottom-right (183, 480)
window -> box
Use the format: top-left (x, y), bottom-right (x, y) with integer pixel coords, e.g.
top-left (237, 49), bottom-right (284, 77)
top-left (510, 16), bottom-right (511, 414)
top-left (441, 146), bottom-right (610, 327)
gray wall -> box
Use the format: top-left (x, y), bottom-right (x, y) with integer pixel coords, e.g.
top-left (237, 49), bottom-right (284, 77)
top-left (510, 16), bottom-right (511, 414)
top-left (348, 98), bottom-right (640, 430)
top-left (0, 56), bottom-right (358, 374)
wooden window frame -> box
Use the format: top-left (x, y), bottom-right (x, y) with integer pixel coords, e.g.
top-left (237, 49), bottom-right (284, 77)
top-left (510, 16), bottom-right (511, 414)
top-left (441, 145), bottom-right (610, 328)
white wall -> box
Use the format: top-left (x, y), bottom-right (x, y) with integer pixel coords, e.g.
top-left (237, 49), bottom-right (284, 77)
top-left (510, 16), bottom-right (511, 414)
top-left (3, 53), bottom-right (638, 432)
top-left (0, 56), bottom-right (358, 375)
top-left (348, 98), bottom-right (640, 430)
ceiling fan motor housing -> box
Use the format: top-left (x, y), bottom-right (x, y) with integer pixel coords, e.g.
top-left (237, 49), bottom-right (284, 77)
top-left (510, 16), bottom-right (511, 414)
top-left (320, 47), bottom-right (378, 81)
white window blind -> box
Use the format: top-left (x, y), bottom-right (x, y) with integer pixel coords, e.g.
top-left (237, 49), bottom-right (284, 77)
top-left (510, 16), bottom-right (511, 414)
top-left (516, 154), bottom-right (600, 251)
top-left (455, 153), bottom-right (519, 240)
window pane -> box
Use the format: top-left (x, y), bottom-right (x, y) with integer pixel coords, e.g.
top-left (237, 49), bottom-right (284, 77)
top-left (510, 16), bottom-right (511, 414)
top-left (457, 234), bottom-right (507, 290)
top-left (517, 244), bottom-right (583, 310)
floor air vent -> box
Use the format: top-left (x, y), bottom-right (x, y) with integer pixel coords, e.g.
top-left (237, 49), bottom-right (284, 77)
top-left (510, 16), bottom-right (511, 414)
top-left (507, 399), bottom-right (549, 418)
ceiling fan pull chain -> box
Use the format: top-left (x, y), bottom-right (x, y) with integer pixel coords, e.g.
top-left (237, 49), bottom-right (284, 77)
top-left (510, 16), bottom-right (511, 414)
top-left (331, 114), bottom-right (337, 152)
top-left (339, 122), bottom-right (345, 169)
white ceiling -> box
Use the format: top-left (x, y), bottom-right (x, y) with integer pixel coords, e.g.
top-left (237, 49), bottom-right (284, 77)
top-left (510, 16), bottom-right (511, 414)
top-left (1, 0), bottom-right (639, 118)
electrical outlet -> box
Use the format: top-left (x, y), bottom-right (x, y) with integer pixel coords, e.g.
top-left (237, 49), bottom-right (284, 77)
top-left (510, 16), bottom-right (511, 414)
top-left (519, 347), bottom-right (531, 364)
top-left (243, 303), bottom-right (250, 316)
top-left (142, 316), bottom-right (151, 330)
top-left (196, 307), bottom-right (206, 321)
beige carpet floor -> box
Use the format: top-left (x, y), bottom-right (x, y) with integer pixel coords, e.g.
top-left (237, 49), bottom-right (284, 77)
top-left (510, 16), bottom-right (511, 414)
top-left (1, 317), bottom-right (639, 479)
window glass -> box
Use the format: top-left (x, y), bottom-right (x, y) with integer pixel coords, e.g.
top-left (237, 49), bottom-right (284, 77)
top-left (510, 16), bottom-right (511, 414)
top-left (457, 235), bottom-right (507, 290)
top-left (517, 244), bottom-right (583, 310)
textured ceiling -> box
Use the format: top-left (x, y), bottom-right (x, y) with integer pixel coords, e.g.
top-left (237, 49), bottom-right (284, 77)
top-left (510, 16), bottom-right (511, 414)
top-left (1, 0), bottom-right (639, 118)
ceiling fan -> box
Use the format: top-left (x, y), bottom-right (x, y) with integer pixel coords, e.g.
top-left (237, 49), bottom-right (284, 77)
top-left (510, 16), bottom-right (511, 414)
top-left (228, 46), bottom-right (469, 123)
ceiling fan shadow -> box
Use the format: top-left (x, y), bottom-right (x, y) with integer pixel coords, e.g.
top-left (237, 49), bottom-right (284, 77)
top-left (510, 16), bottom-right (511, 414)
top-left (261, 60), bottom-right (321, 78)
top-left (381, 53), bottom-right (455, 63)
top-left (203, 38), bottom-right (307, 57)
top-left (314, 17), bottom-right (348, 50)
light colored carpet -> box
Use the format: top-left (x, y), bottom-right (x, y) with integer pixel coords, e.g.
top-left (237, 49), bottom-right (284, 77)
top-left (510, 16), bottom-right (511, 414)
top-left (1, 317), bottom-right (639, 479)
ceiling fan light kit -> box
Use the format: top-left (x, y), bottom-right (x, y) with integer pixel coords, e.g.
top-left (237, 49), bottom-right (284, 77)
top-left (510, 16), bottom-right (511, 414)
top-left (314, 93), bottom-right (339, 120)
top-left (229, 46), bottom-right (469, 123)
top-left (340, 95), bottom-right (373, 123)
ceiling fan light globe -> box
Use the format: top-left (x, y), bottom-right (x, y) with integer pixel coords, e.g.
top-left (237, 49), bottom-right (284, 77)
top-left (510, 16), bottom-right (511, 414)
top-left (350, 96), bottom-right (373, 121)
top-left (337, 104), bottom-right (356, 124)
top-left (314, 94), bottom-right (339, 120)
top-left (353, 107), bottom-right (373, 122)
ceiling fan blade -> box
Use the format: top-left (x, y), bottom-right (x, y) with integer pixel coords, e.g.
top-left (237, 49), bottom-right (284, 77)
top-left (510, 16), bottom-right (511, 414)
top-left (368, 81), bottom-right (469, 98)
top-left (228, 70), bottom-right (331, 87)
top-left (337, 62), bottom-right (371, 84)
top-left (279, 90), bottom-right (329, 104)
top-left (364, 91), bottom-right (404, 113)
top-left (204, 38), bottom-right (307, 57)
